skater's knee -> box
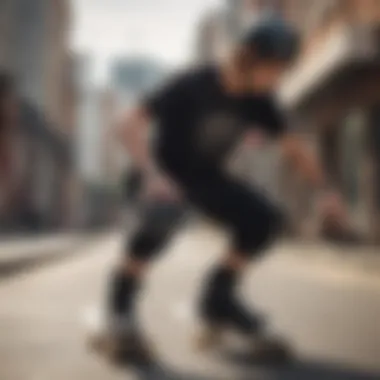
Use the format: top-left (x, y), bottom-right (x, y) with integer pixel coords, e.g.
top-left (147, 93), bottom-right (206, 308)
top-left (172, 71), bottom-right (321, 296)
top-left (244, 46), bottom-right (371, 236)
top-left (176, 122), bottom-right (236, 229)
top-left (127, 202), bottom-right (183, 261)
top-left (234, 208), bottom-right (283, 258)
top-left (128, 226), bottom-right (169, 261)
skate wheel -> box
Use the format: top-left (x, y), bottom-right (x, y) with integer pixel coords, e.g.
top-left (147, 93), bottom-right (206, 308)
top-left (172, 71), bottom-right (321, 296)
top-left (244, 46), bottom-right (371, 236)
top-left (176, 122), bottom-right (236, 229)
top-left (194, 325), bottom-right (224, 352)
top-left (249, 338), bottom-right (293, 364)
top-left (87, 331), bottom-right (120, 362)
top-left (88, 332), bottom-right (155, 366)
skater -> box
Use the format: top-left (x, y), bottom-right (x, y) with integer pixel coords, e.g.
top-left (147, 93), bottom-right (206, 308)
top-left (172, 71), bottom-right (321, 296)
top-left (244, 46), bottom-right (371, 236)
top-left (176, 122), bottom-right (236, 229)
top-left (94, 16), bottom-right (346, 363)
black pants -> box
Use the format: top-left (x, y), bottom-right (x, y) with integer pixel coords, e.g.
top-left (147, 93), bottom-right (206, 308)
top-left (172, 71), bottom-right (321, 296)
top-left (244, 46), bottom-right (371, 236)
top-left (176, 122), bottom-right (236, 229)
top-left (128, 171), bottom-right (283, 261)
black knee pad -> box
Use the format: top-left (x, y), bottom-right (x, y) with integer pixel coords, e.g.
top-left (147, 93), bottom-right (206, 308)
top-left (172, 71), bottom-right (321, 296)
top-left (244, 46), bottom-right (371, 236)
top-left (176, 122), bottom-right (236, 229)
top-left (129, 228), bottom-right (169, 261)
top-left (234, 205), bottom-right (283, 258)
top-left (127, 201), bottom-right (184, 261)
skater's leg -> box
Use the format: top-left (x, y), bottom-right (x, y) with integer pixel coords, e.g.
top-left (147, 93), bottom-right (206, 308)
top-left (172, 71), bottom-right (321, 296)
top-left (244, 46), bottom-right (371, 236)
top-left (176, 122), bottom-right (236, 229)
top-left (190, 176), bottom-right (290, 360)
top-left (200, 240), bottom-right (278, 334)
top-left (188, 174), bottom-right (283, 334)
top-left (92, 200), bottom-right (186, 363)
top-left (108, 200), bottom-right (185, 328)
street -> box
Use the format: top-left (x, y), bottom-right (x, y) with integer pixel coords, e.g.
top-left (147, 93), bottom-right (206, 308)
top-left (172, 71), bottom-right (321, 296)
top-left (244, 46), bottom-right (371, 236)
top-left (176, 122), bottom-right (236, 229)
top-left (1, 227), bottom-right (380, 380)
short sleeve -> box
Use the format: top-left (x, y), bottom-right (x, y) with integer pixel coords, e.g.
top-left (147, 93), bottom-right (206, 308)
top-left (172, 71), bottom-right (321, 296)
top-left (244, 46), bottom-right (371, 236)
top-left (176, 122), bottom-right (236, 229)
top-left (142, 72), bottom-right (193, 118)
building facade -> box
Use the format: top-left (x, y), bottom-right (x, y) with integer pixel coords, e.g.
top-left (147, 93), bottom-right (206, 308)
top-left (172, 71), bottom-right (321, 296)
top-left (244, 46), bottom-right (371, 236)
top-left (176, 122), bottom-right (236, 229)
top-left (279, 0), bottom-right (380, 241)
top-left (75, 55), bottom-right (120, 227)
top-left (3, 0), bottom-right (71, 129)
top-left (195, 9), bottom-right (232, 64)
top-left (0, 0), bottom-right (80, 234)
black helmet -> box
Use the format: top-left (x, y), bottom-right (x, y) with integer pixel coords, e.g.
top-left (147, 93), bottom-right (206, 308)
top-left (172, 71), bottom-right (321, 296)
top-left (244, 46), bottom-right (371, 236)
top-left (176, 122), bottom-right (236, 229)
top-left (240, 15), bottom-right (300, 63)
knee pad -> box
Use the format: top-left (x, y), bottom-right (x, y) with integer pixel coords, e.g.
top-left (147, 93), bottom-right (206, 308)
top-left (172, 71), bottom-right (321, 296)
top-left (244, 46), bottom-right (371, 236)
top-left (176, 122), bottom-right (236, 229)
top-left (127, 201), bottom-right (184, 261)
top-left (234, 206), bottom-right (283, 258)
top-left (128, 227), bottom-right (169, 261)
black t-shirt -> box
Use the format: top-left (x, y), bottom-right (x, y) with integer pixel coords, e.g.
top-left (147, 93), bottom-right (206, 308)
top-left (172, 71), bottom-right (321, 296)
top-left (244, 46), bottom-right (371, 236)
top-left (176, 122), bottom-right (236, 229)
top-left (144, 65), bottom-right (287, 183)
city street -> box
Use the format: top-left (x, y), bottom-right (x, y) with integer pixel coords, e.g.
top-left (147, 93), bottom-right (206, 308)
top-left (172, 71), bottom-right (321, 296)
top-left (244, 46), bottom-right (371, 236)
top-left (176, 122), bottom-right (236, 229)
top-left (2, 0), bottom-right (380, 379)
top-left (1, 227), bottom-right (380, 380)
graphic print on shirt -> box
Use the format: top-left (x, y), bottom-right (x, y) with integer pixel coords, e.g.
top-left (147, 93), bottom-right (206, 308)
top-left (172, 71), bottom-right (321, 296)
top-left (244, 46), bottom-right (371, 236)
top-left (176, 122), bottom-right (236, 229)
top-left (197, 111), bottom-right (246, 163)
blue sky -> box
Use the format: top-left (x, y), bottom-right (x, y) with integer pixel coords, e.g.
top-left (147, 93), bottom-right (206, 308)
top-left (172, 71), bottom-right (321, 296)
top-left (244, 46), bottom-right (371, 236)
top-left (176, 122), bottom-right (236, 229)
top-left (71, 0), bottom-right (222, 81)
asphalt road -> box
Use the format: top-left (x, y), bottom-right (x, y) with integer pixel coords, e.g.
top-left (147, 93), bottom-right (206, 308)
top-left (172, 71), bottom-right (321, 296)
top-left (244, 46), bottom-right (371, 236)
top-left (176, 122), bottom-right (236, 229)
top-left (1, 228), bottom-right (380, 380)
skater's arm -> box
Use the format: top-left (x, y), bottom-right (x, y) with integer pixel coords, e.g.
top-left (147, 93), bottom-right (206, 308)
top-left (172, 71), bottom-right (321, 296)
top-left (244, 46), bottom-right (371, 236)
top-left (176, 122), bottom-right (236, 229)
top-left (280, 132), bottom-right (348, 221)
top-left (116, 106), bottom-right (157, 175)
top-left (250, 97), bottom-right (327, 189)
top-left (280, 133), bottom-right (326, 189)
top-left (282, 134), bottom-right (350, 231)
top-left (116, 106), bottom-right (180, 200)
top-left (116, 71), bottom-right (193, 175)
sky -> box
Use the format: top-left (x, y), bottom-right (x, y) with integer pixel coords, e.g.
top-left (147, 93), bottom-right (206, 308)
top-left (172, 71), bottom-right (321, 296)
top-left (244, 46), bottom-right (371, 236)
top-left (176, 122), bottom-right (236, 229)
top-left (71, 0), bottom-right (223, 82)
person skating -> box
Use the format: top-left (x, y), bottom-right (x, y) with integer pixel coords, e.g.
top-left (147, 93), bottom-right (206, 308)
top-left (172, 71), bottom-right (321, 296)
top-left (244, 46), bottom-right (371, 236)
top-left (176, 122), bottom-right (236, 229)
top-left (91, 16), bottom-right (347, 365)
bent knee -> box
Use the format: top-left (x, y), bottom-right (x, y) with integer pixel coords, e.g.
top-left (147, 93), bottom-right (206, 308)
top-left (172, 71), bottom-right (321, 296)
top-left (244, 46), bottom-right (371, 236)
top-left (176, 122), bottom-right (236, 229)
top-left (127, 201), bottom-right (184, 261)
top-left (233, 206), bottom-right (283, 257)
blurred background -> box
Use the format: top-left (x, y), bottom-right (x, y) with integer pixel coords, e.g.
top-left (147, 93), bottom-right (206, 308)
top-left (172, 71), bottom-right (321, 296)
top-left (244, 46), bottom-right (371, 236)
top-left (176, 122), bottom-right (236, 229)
top-left (1, 1), bottom-right (380, 379)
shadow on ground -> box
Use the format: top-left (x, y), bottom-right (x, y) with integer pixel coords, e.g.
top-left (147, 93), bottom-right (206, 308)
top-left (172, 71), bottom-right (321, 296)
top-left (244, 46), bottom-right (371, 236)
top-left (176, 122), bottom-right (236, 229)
top-left (125, 354), bottom-right (380, 380)
top-left (222, 350), bottom-right (380, 380)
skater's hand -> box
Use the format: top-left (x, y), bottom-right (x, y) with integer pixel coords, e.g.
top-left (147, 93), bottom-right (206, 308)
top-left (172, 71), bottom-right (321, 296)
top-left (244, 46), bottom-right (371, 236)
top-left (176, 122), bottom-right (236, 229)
top-left (318, 190), bottom-right (348, 230)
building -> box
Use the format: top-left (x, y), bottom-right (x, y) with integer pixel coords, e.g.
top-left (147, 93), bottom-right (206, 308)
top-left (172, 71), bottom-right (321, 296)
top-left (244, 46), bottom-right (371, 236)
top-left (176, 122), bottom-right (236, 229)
top-left (74, 55), bottom-right (120, 227)
top-left (77, 84), bottom-right (108, 185)
top-left (75, 56), bottom-right (121, 186)
top-left (2, 0), bottom-right (72, 130)
top-left (45, 0), bottom-right (72, 132)
top-left (0, 0), bottom-right (80, 234)
top-left (99, 89), bottom-right (123, 186)
top-left (195, 9), bottom-right (232, 64)
top-left (109, 56), bottom-right (167, 191)
top-left (278, 0), bottom-right (380, 242)
top-left (0, 1), bottom-right (13, 66)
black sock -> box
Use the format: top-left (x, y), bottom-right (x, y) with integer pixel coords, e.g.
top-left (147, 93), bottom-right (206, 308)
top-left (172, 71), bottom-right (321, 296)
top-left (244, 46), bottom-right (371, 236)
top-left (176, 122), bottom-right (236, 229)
top-left (108, 269), bottom-right (140, 317)
top-left (200, 265), bottom-right (237, 321)
top-left (205, 266), bottom-right (237, 299)
top-left (200, 265), bottom-right (261, 333)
